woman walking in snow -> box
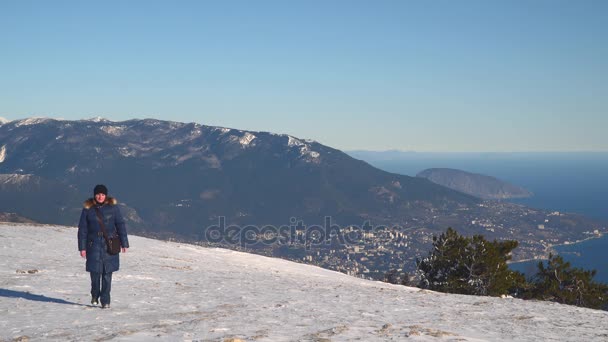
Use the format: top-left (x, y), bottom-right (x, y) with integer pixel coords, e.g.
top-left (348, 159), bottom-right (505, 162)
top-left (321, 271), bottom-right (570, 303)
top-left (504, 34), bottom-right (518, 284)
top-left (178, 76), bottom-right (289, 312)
top-left (78, 184), bottom-right (129, 308)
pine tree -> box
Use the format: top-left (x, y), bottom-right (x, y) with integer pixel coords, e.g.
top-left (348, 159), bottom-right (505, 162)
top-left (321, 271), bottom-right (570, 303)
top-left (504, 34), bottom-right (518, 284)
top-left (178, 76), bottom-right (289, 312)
top-left (416, 227), bottom-right (525, 296)
top-left (530, 253), bottom-right (608, 310)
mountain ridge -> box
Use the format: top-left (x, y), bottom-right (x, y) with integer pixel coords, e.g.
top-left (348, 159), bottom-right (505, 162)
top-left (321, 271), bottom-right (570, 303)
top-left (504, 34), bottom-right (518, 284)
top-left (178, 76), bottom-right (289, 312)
top-left (0, 117), bottom-right (605, 277)
top-left (0, 117), bottom-right (478, 233)
top-left (417, 168), bottom-right (533, 200)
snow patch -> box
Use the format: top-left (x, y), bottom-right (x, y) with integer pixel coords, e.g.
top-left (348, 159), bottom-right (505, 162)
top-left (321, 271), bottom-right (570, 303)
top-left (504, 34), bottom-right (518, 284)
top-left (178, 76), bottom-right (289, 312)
top-left (100, 125), bottom-right (127, 136)
top-left (297, 144), bottom-right (321, 161)
top-left (1, 224), bottom-right (607, 341)
top-left (0, 174), bottom-right (34, 185)
top-left (142, 119), bottom-right (162, 126)
top-left (287, 136), bottom-right (305, 147)
top-left (214, 127), bottom-right (231, 135)
top-left (0, 116), bottom-right (9, 124)
top-left (286, 136), bottom-right (320, 161)
top-left (225, 131), bottom-right (256, 148)
top-left (87, 116), bottom-right (110, 123)
top-left (188, 128), bottom-right (202, 139)
top-left (118, 147), bottom-right (136, 157)
top-left (239, 132), bottom-right (256, 147)
top-left (13, 117), bottom-right (51, 127)
top-left (299, 150), bottom-right (320, 161)
top-left (0, 145), bottom-right (6, 163)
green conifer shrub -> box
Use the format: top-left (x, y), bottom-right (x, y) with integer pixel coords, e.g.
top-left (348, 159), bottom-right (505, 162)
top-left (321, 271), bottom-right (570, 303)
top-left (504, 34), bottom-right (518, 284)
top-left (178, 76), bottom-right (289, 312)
top-left (416, 227), bottom-right (525, 296)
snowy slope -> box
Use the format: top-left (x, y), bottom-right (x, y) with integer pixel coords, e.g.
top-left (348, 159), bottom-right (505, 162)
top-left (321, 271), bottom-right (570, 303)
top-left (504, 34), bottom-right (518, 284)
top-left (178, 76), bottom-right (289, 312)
top-left (1, 224), bottom-right (607, 341)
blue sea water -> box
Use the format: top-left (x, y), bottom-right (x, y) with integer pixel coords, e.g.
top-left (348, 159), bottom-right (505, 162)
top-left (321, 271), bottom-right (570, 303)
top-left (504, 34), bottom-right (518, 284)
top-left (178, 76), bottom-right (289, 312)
top-left (510, 234), bottom-right (608, 284)
top-left (354, 152), bottom-right (608, 284)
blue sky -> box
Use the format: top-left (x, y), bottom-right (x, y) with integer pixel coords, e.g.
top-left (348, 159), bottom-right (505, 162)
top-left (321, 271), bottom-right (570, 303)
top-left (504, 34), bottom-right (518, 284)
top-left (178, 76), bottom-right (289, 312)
top-left (1, 0), bottom-right (606, 152)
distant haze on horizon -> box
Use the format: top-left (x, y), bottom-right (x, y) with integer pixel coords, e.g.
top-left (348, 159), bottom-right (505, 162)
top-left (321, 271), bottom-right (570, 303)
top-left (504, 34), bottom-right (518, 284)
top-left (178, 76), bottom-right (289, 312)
top-left (1, 1), bottom-right (606, 152)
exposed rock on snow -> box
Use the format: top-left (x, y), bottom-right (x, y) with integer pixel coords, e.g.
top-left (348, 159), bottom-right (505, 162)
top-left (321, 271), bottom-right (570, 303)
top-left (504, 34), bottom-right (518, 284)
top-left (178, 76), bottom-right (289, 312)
top-left (1, 224), bottom-right (607, 341)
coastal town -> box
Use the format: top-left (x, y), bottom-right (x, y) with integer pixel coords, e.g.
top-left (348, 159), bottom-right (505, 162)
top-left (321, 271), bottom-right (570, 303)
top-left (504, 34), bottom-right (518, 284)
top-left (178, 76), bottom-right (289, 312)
top-left (195, 200), bottom-right (606, 280)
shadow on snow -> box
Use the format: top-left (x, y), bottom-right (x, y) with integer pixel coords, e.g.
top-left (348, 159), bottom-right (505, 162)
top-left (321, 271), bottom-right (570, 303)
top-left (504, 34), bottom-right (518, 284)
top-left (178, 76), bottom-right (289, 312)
top-left (0, 288), bottom-right (86, 306)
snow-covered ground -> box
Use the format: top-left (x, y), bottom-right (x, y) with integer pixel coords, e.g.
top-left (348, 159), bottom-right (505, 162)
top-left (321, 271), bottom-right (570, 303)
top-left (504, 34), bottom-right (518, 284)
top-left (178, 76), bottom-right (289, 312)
top-left (1, 224), bottom-right (607, 341)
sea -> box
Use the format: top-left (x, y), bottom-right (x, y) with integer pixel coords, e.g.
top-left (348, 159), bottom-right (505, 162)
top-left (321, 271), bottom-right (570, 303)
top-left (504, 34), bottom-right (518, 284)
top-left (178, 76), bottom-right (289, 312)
top-left (352, 152), bottom-right (608, 284)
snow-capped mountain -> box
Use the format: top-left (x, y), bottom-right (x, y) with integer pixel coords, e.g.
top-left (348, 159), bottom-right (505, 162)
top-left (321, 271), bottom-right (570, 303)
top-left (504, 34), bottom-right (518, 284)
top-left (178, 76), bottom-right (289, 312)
top-left (0, 117), bottom-right (604, 274)
top-left (0, 117), bottom-right (476, 232)
top-left (1, 223), bottom-right (607, 341)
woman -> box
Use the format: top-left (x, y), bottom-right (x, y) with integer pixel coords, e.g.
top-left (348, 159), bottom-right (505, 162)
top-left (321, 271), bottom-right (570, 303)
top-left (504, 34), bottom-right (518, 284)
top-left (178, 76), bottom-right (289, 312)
top-left (78, 184), bottom-right (129, 309)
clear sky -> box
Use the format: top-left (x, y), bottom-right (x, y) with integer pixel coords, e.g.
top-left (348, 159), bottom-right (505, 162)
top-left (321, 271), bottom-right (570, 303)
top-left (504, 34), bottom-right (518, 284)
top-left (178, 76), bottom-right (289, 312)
top-left (1, 0), bottom-right (606, 152)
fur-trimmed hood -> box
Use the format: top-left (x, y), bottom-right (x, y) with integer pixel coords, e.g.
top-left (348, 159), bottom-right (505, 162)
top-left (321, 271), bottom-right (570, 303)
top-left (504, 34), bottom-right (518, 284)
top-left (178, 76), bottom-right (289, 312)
top-left (83, 197), bottom-right (117, 209)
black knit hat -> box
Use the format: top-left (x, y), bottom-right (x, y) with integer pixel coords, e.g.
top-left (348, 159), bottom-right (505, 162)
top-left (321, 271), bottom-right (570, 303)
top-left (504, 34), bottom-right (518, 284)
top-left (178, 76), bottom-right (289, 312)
top-left (93, 184), bottom-right (108, 196)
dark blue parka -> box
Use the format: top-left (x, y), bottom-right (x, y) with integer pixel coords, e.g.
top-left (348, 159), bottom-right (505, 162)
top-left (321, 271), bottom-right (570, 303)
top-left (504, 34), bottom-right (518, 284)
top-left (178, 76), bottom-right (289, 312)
top-left (78, 197), bottom-right (129, 273)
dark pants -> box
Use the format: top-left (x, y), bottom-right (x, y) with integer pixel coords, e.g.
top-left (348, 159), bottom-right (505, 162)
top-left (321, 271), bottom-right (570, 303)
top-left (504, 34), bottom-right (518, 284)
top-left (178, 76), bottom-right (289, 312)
top-left (90, 271), bottom-right (112, 305)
